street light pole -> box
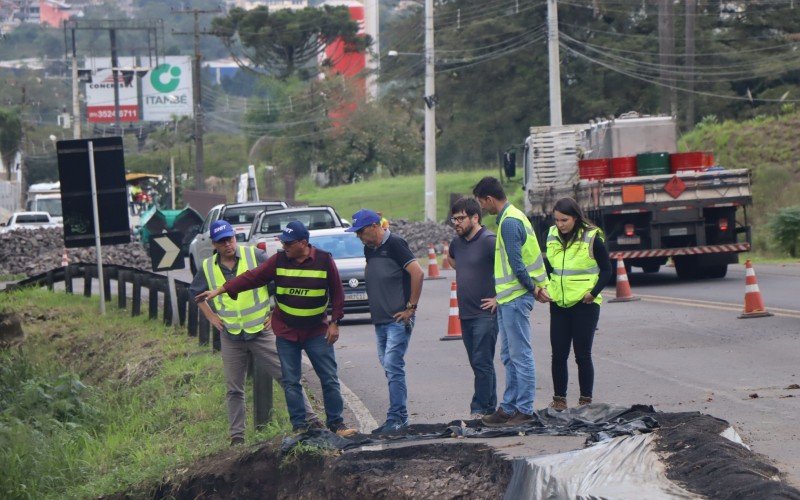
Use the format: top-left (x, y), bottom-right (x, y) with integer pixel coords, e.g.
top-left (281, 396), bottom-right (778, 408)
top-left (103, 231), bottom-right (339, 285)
top-left (424, 0), bottom-right (437, 222)
top-left (547, 0), bottom-right (563, 126)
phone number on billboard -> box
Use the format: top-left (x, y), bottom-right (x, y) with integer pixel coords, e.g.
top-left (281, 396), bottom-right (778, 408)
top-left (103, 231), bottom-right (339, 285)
top-left (89, 109), bottom-right (138, 119)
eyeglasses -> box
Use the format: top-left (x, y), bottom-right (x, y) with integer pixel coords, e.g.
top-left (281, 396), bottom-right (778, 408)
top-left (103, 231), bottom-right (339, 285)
top-left (213, 236), bottom-right (235, 245)
top-left (449, 215), bottom-right (469, 224)
top-left (281, 239), bottom-right (300, 247)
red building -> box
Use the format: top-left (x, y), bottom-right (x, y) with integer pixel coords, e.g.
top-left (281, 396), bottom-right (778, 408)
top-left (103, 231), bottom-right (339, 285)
top-left (321, 0), bottom-right (367, 125)
top-left (39, 0), bottom-right (81, 28)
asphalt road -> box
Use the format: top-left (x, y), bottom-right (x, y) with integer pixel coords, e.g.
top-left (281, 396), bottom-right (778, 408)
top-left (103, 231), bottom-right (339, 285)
top-left (332, 262), bottom-right (800, 488)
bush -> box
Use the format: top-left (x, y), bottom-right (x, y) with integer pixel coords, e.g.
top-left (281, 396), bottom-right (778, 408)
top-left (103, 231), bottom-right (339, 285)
top-left (768, 205), bottom-right (800, 257)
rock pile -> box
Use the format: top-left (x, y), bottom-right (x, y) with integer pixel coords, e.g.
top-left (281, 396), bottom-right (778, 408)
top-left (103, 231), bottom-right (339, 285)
top-left (389, 219), bottom-right (457, 257)
top-left (0, 228), bottom-right (151, 277)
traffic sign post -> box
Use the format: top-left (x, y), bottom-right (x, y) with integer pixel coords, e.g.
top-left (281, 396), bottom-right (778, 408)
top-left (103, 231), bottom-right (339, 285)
top-left (150, 231), bottom-right (185, 327)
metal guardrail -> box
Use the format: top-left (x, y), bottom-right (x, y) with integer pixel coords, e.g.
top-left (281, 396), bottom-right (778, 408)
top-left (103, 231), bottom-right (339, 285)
top-left (5, 264), bottom-right (274, 429)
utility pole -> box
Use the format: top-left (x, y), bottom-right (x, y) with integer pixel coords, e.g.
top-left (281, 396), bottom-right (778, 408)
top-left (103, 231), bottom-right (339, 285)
top-left (685, 0), bottom-right (696, 127)
top-left (424, 0), bottom-right (437, 222)
top-left (658, 0), bottom-right (676, 116)
top-left (547, 0), bottom-right (563, 126)
top-left (109, 27), bottom-right (121, 133)
top-left (174, 7), bottom-right (220, 191)
top-left (18, 85), bottom-right (27, 207)
top-left (70, 28), bottom-right (81, 139)
top-left (364, 0), bottom-right (379, 100)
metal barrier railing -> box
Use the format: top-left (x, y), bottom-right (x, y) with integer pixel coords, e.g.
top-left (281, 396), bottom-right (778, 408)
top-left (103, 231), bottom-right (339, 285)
top-left (5, 264), bottom-right (274, 429)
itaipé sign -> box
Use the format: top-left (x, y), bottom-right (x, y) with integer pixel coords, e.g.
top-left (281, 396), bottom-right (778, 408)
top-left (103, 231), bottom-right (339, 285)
top-left (141, 56), bottom-right (194, 121)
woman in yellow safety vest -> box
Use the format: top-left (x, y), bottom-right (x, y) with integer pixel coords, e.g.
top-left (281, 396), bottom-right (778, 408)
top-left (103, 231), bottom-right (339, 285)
top-left (544, 197), bottom-right (612, 411)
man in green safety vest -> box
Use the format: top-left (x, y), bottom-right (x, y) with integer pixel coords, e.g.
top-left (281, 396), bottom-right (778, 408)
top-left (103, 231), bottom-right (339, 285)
top-left (195, 221), bottom-right (357, 437)
top-left (472, 177), bottom-right (550, 427)
top-left (189, 220), bottom-right (318, 446)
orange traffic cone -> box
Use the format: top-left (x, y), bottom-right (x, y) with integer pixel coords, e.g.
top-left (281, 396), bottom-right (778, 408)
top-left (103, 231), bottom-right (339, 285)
top-left (61, 248), bottom-right (69, 267)
top-left (608, 258), bottom-right (640, 303)
top-left (425, 244), bottom-right (444, 280)
top-left (441, 243), bottom-right (452, 270)
top-left (738, 260), bottom-right (773, 319)
top-left (440, 280), bottom-right (462, 341)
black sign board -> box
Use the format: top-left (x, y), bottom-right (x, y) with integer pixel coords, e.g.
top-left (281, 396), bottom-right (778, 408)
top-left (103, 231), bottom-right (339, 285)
top-left (149, 231), bottom-right (186, 272)
top-left (56, 137), bottom-right (130, 248)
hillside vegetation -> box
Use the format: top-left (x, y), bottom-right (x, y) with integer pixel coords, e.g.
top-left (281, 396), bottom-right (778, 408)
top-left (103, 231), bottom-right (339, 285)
top-left (0, 289), bottom-right (290, 499)
top-left (680, 112), bottom-right (800, 252)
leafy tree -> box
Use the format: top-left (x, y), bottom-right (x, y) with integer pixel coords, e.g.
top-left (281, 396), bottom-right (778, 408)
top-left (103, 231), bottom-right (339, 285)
top-left (212, 5), bottom-right (371, 79)
top-left (0, 108), bottom-right (22, 181)
top-left (768, 205), bottom-right (800, 257)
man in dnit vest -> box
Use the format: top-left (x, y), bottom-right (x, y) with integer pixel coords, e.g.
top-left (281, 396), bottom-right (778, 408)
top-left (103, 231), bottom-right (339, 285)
top-left (195, 221), bottom-right (356, 437)
top-left (189, 220), bottom-right (318, 446)
top-left (472, 177), bottom-right (550, 427)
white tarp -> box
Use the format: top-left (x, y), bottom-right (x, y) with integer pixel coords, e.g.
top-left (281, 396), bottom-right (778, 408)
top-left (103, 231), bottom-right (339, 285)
top-left (504, 434), bottom-right (699, 500)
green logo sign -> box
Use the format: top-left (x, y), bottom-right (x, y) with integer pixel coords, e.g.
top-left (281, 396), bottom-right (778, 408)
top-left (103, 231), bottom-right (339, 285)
top-left (150, 64), bottom-right (182, 93)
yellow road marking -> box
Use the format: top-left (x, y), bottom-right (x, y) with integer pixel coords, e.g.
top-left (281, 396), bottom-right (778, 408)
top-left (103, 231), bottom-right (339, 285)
top-left (628, 293), bottom-right (800, 319)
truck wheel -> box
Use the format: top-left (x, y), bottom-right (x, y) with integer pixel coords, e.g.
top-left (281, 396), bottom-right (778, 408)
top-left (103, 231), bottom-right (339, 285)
top-left (190, 256), bottom-right (197, 275)
top-left (703, 265), bottom-right (728, 279)
top-left (674, 256), bottom-right (700, 280)
top-left (641, 263), bottom-right (660, 273)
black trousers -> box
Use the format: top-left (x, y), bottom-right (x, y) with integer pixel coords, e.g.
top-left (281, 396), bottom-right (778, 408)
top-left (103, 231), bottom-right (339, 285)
top-left (550, 301), bottom-right (600, 399)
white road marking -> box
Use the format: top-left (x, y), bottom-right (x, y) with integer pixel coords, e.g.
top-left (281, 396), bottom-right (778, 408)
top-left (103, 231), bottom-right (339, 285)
top-left (636, 293), bottom-right (800, 319)
top-left (301, 357), bottom-right (378, 433)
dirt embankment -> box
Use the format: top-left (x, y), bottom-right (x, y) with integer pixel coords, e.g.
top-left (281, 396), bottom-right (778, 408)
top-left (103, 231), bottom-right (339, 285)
top-left (113, 442), bottom-right (511, 499)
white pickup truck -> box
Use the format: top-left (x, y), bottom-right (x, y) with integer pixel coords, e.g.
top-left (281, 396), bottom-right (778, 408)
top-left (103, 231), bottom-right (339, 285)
top-left (0, 212), bottom-right (61, 234)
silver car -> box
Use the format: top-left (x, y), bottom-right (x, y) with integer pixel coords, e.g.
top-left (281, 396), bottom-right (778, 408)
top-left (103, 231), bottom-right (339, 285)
top-left (309, 228), bottom-right (370, 317)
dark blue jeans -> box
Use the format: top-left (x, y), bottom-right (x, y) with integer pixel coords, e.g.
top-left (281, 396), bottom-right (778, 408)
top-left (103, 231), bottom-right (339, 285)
top-left (276, 334), bottom-right (344, 429)
top-left (460, 315), bottom-right (498, 414)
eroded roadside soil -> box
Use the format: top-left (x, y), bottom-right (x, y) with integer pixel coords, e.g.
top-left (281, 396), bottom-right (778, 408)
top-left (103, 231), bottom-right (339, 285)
top-left (123, 442), bottom-right (511, 499)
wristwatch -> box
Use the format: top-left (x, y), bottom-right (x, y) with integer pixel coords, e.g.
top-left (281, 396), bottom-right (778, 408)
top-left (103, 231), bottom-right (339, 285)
top-left (406, 302), bottom-right (418, 310)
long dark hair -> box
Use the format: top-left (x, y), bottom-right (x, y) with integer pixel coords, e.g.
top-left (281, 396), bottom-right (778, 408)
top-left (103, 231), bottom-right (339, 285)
top-left (553, 197), bottom-right (596, 247)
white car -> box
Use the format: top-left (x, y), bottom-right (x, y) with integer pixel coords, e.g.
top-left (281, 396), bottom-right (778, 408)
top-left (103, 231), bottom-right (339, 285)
top-left (188, 201), bottom-right (287, 274)
top-left (0, 212), bottom-right (61, 234)
top-left (250, 206), bottom-right (347, 257)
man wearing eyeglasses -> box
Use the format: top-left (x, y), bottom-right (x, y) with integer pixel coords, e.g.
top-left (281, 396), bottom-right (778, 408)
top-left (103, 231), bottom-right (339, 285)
top-left (194, 220), bottom-right (357, 438)
top-left (446, 198), bottom-right (498, 420)
top-left (189, 220), bottom-right (321, 446)
top-left (347, 209), bottom-right (424, 435)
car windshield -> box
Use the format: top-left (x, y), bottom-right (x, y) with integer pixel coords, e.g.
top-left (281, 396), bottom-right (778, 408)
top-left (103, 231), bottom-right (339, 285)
top-left (222, 205), bottom-right (280, 225)
top-left (259, 210), bottom-right (336, 233)
top-left (37, 199), bottom-right (62, 217)
top-left (310, 233), bottom-right (364, 259)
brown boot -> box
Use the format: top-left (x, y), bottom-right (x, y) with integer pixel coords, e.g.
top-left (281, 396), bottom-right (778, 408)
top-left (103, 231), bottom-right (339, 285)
top-left (549, 396), bottom-right (567, 411)
top-left (578, 396), bottom-right (592, 406)
top-left (481, 407), bottom-right (514, 427)
top-left (506, 411), bottom-right (534, 426)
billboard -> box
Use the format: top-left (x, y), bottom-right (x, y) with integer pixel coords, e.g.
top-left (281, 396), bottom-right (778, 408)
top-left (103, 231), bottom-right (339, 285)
top-left (85, 57), bottom-right (139, 123)
top-left (142, 56), bottom-right (194, 121)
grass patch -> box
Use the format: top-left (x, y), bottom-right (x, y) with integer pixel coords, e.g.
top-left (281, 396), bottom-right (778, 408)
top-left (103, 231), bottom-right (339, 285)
top-left (295, 168), bottom-right (523, 226)
top-left (0, 288), bottom-right (291, 499)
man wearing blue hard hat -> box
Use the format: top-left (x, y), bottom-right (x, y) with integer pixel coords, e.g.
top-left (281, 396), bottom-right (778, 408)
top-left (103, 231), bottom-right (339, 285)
top-left (196, 220), bottom-right (356, 437)
top-left (189, 219), bottom-right (319, 445)
top-left (348, 209), bottom-right (424, 435)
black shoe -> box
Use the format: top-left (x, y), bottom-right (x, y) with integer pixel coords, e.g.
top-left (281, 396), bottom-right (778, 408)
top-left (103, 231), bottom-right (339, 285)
top-left (307, 416), bottom-right (326, 429)
top-left (292, 425), bottom-right (310, 435)
top-left (230, 437), bottom-right (245, 446)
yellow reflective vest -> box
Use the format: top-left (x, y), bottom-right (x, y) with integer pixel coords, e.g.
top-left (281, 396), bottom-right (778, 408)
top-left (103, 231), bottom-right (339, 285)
top-left (494, 204), bottom-right (549, 304)
top-left (202, 246), bottom-right (270, 335)
top-left (546, 225), bottom-right (603, 308)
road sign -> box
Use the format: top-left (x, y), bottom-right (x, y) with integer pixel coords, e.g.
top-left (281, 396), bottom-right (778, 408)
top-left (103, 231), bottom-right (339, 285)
top-left (56, 136), bottom-right (131, 248)
top-left (150, 231), bottom-right (186, 272)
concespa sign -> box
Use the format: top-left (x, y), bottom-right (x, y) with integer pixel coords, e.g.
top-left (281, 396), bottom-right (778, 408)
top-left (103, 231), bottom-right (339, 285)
top-left (142, 56), bottom-right (194, 121)
top-left (85, 57), bottom-right (138, 123)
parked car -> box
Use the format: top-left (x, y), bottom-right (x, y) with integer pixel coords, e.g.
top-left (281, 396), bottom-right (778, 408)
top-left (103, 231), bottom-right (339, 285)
top-left (188, 201), bottom-right (287, 274)
top-left (311, 228), bottom-right (370, 316)
top-left (0, 211), bottom-right (61, 234)
top-left (249, 206), bottom-right (346, 256)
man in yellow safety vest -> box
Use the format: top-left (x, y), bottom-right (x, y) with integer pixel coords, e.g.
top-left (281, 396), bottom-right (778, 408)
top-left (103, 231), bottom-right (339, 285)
top-left (189, 220), bottom-right (318, 445)
top-left (472, 177), bottom-right (550, 427)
